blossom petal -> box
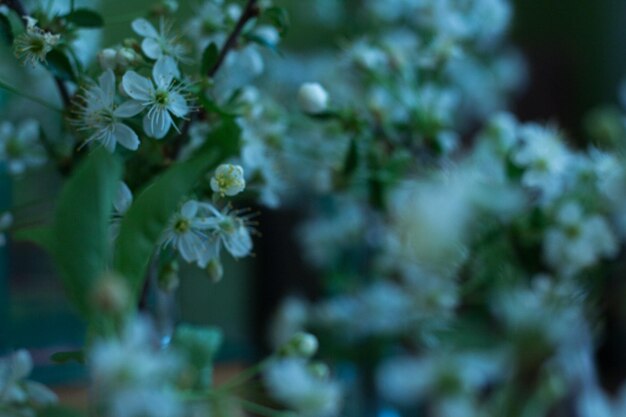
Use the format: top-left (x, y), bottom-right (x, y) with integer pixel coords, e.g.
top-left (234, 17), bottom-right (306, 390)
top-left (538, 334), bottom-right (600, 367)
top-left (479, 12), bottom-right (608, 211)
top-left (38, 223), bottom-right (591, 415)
top-left (98, 70), bottom-right (116, 106)
top-left (168, 92), bottom-right (188, 118)
top-left (114, 101), bottom-right (144, 118)
top-left (122, 71), bottom-right (153, 102)
top-left (131, 18), bottom-right (159, 38)
top-left (181, 201), bottom-right (198, 218)
top-left (114, 181), bottom-right (133, 214)
top-left (153, 56), bottom-right (179, 88)
top-left (143, 110), bottom-right (172, 139)
top-left (224, 226), bottom-right (252, 258)
top-left (113, 123), bottom-right (140, 151)
top-left (142, 38), bottom-right (163, 60)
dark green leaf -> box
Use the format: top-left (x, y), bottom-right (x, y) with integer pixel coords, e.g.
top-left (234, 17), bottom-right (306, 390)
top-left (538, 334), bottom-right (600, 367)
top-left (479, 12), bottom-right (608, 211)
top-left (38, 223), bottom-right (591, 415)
top-left (50, 350), bottom-right (85, 364)
top-left (45, 50), bottom-right (76, 82)
top-left (113, 119), bottom-right (241, 298)
top-left (13, 226), bottom-right (54, 252)
top-left (64, 9), bottom-right (104, 28)
top-left (342, 137), bottom-right (359, 177)
top-left (0, 14), bottom-right (13, 44)
top-left (201, 42), bottom-right (219, 76)
top-left (197, 95), bottom-right (238, 118)
top-left (38, 405), bottom-right (85, 417)
top-left (264, 6), bottom-right (290, 35)
top-left (53, 148), bottom-right (122, 317)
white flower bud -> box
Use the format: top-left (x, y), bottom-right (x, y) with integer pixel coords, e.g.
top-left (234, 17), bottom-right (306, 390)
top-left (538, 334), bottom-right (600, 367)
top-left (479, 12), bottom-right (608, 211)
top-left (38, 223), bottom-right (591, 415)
top-left (280, 331), bottom-right (319, 358)
top-left (98, 48), bottom-right (118, 70)
top-left (210, 164), bottom-right (246, 197)
top-left (116, 47), bottom-right (138, 69)
top-left (298, 83), bottom-right (329, 114)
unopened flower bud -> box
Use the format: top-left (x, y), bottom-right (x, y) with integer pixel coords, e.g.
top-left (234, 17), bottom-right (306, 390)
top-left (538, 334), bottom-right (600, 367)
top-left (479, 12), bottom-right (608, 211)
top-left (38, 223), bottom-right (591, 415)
top-left (210, 164), bottom-right (246, 197)
top-left (308, 362), bottom-right (330, 379)
top-left (279, 331), bottom-right (319, 358)
top-left (91, 273), bottom-right (130, 315)
top-left (298, 83), bottom-right (329, 114)
top-left (158, 260), bottom-right (180, 292)
top-left (98, 48), bottom-right (117, 70)
top-left (116, 47), bottom-right (139, 68)
top-left (206, 258), bottom-right (224, 283)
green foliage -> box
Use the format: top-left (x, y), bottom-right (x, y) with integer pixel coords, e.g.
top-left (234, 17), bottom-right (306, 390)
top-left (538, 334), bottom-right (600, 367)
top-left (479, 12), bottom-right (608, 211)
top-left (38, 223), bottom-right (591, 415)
top-left (264, 7), bottom-right (290, 35)
top-left (50, 350), bottom-right (85, 365)
top-left (13, 226), bottom-right (54, 253)
top-left (45, 50), bottom-right (77, 82)
top-left (201, 42), bottom-right (219, 76)
top-left (172, 324), bottom-right (223, 389)
top-left (64, 9), bottom-right (105, 28)
top-left (52, 148), bottom-right (123, 317)
top-left (0, 14), bottom-right (13, 44)
top-left (113, 119), bottom-right (241, 300)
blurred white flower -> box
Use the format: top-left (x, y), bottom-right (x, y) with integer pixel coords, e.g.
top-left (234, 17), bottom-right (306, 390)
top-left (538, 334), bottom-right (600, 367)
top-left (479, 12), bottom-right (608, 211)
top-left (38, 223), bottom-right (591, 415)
top-left (0, 350), bottom-right (57, 413)
top-left (132, 18), bottom-right (187, 62)
top-left (263, 358), bottom-right (342, 417)
top-left (161, 200), bottom-right (216, 264)
top-left (0, 119), bottom-right (46, 175)
top-left (544, 202), bottom-right (618, 277)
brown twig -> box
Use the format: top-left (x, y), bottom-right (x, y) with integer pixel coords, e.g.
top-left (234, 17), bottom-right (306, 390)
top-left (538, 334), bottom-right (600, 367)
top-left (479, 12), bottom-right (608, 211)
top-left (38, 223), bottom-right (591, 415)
top-left (207, 0), bottom-right (260, 78)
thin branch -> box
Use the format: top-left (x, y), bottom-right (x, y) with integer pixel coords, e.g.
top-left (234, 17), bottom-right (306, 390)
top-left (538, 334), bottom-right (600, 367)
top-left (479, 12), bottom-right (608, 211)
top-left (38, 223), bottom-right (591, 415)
top-left (208, 0), bottom-right (260, 78)
top-left (166, 0), bottom-right (260, 161)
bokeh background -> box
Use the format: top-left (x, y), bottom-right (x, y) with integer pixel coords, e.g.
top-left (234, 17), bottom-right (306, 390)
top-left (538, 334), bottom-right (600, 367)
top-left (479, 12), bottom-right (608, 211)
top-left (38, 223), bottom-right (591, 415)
top-left (2, 0), bottom-right (626, 385)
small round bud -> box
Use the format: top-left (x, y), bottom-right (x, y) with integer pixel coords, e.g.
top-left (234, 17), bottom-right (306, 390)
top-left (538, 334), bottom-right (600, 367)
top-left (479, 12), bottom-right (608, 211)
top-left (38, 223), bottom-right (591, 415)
top-left (298, 83), bottom-right (329, 114)
top-left (206, 259), bottom-right (224, 283)
top-left (98, 48), bottom-right (117, 70)
top-left (210, 164), bottom-right (246, 197)
top-left (280, 331), bottom-right (319, 358)
top-left (158, 261), bottom-right (180, 292)
top-left (91, 273), bottom-right (130, 315)
top-left (308, 362), bottom-right (330, 379)
top-left (116, 47), bottom-right (139, 69)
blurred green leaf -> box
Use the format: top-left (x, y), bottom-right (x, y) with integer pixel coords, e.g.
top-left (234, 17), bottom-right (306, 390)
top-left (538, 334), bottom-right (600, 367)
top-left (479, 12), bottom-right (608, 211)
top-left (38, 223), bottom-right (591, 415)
top-left (45, 50), bottom-right (76, 82)
top-left (172, 324), bottom-right (223, 389)
top-left (64, 9), bottom-right (104, 28)
top-left (13, 226), bottom-right (54, 252)
top-left (342, 137), bottom-right (359, 177)
top-left (113, 119), bottom-right (241, 299)
top-left (50, 350), bottom-right (85, 365)
top-left (0, 14), bottom-right (13, 44)
top-left (264, 6), bottom-right (290, 35)
top-left (201, 42), bottom-right (219, 76)
top-left (52, 148), bottom-right (122, 317)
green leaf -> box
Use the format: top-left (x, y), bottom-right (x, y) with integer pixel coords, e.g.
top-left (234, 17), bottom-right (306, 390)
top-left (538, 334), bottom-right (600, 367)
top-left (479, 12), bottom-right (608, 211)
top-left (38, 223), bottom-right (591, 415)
top-left (52, 148), bottom-right (122, 317)
top-left (64, 9), bottom-right (104, 28)
top-left (13, 226), bottom-right (54, 252)
top-left (45, 50), bottom-right (76, 82)
top-left (201, 42), bottom-right (219, 76)
top-left (342, 137), bottom-right (359, 177)
top-left (0, 14), bottom-right (13, 44)
top-left (50, 350), bottom-right (85, 364)
top-left (264, 6), bottom-right (290, 35)
top-left (113, 119), bottom-right (241, 298)
top-left (172, 324), bottom-right (223, 389)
